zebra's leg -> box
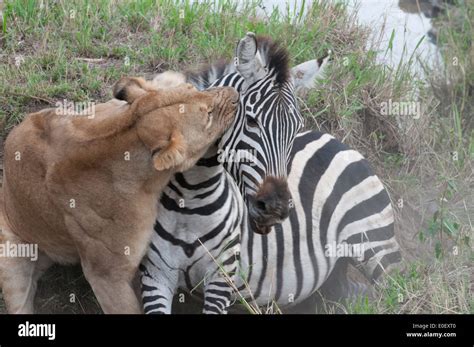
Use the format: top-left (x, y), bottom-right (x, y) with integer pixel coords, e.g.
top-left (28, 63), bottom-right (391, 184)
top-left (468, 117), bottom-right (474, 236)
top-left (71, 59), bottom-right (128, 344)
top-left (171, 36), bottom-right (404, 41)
top-left (203, 277), bottom-right (233, 314)
top-left (349, 235), bottom-right (403, 284)
top-left (318, 259), bottom-right (371, 307)
top-left (140, 261), bottom-right (177, 314)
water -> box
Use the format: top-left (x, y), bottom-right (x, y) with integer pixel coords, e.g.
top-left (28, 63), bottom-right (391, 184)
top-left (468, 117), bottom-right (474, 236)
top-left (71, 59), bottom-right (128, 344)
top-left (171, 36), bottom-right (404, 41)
top-left (256, 0), bottom-right (442, 71)
top-left (346, 0), bottom-right (441, 70)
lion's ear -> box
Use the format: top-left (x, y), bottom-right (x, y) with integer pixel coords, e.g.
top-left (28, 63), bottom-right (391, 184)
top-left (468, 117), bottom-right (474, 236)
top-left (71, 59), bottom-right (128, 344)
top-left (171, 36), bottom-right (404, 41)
top-left (113, 77), bottom-right (153, 103)
top-left (152, 131), bottom-right (187, 171)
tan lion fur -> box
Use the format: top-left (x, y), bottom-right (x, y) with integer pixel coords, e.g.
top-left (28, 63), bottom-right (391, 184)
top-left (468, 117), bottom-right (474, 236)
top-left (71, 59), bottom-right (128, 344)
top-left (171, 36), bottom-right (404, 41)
top-left (0, 77), bottom-right (238, 313)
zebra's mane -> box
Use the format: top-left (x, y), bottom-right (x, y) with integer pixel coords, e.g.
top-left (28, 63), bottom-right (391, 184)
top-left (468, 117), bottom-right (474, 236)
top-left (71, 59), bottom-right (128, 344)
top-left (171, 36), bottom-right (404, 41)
top-left (185, 36), bottom-right (290, 90)
top-left (254, 36), bottom-right (290, 86)
top-left (186, 59), bottom-right (235, 90)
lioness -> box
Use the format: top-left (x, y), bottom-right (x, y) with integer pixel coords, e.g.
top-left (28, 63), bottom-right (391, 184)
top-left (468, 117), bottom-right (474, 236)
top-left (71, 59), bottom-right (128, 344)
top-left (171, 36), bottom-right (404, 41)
top-left (0, 77), bottom-right (238, 313)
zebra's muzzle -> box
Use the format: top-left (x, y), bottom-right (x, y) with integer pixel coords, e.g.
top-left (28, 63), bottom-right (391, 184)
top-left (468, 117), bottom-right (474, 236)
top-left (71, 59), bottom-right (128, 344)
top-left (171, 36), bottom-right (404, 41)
top-left (248, 176), bottom-right (291, 235)
top-left (249, 217), bottom-right (272, 235)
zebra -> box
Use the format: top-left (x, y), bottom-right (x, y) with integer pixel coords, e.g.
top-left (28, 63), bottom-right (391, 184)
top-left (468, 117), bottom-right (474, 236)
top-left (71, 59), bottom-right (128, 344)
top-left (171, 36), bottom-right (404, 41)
top-left (140, 33), bottom-right (401, 313)
top-left (140, 152), bottom-right (245, 314)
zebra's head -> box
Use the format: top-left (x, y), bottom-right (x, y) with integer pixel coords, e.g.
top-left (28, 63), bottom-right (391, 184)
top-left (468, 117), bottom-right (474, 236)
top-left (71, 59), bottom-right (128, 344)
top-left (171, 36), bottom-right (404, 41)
top-left (152, 33), bottom-right (330, 235)
top-left (216, 33), bottom-right (330, 235)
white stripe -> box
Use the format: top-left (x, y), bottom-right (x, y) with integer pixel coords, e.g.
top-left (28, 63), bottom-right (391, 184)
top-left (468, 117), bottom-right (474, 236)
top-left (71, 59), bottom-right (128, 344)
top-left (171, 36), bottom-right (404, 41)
top-left (326, 175), bottom-right (385, 271)
top-left (287, 133), bottom-right (333, 295)
top-left (310, 149), bottom-right (364, 284)
top-left (338, 205), bottom-right (393, 243)
top-left (366, 240), bottom-right (400, 274)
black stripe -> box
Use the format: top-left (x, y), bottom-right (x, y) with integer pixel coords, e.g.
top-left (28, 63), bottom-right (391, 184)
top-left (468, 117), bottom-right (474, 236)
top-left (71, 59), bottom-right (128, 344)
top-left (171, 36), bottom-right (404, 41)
top-left (254, 234), bottom-right (269, 298)
top-left (144, 303), bottom-right (166, 312)
top-left (288, 205), bottom-right (303, 298)
top-left (184, 257), bottom-right (203, 291)
top-left (207, 281), bottom-right (231, 288)
top-left (362, 245), bottom-right (386, 261)
top-left (240, 170), bottom-right (261, 190)
top-left (246, 218), bottom-right (255, 289)
top-left (206, 289), bottom-right (231, 297)
top-left (160, 177), bottom-right (229, 215)
top-left (288, 131), bottom-right (324, 169)
top-left (141, 283), bottom-right (158, 292)
top-left (195, 188), bottom-right (218, 200)
top-left (203, 304), bottom-right (220, 313)
top-left (196, 155), bottom-right (221, 167)
top-left (209, 232), bottom-right (239, 254)
top-left (221, 73), bottom-right (237, 87)
top-left (319, 160), bottom-right (374, 247)
top-left (222, 234), bottom-right (240, 252)
top-left (167, 181), bottom-right (183, 197)
top-left (274, 223), bottom-right (284, 302)
top-left (345, 223), bottom-right (395, 244)
top-left (299, 138), bottom-right (343, 292)
top-left (154, 206), bottom-right (232, 257)
top-left (148, 242), bottom-right (177, 270)
top-left (174, 172), bottom-right (221, 190)
top-left (142, 294), bottom-right (166, 304)
top-left (139, 263), bottom-right (148, 274)
top-left (254, 87), bottom-right (277, 110)
top-left (205, 296), bottom-right (227, 309)
top-left (221, 254), bottom-right (237, 266)
top-left (336, 189), bottom-right (391, 236)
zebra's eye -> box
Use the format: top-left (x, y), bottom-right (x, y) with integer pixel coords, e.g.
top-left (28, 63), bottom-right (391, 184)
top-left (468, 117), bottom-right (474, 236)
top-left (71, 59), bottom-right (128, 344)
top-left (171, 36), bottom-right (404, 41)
top-left (246, 115), bottom-right (259, 128)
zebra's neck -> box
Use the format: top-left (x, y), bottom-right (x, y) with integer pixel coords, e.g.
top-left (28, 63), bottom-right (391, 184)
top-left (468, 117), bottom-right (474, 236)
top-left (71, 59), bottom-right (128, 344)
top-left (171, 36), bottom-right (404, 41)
top-left (179, 146), bottom-right (224, 183)
top-left (165, 144), bottom-right (252, 238)
top-left (163, 145), bottom-right (228, 208)
top-left (186, 61), bottom-right (237, 90)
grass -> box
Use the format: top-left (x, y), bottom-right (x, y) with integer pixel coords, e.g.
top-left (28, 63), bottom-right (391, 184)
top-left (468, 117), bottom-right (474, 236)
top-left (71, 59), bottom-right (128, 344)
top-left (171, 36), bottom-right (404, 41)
top-left (347, 257), bottom-right (473, 314)
top-left (0, 0), bottom-right (472, 314)
top-left (343, 0), bottom-right (473, 315)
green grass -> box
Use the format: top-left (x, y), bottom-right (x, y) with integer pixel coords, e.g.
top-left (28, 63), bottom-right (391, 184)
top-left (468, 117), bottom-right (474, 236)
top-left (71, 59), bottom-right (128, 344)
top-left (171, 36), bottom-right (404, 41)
top-left (348, 257), bottom-right (473, 314)
top-left (0, 0), bottom-right (403, 137)
top-left (0, 0), bottom-right (472, 314)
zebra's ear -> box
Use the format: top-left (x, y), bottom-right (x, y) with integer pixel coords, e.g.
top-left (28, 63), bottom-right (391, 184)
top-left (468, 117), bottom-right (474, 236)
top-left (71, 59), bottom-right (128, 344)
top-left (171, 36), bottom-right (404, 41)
top-left (291, 52), bottom-right (331, 92)
top-left (235, 32), bottom-right (266, 92)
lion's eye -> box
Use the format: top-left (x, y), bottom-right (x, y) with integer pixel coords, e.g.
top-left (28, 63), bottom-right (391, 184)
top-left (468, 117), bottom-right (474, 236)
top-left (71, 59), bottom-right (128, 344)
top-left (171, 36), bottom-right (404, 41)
top-left (151, 147), bottom-right (162, 156)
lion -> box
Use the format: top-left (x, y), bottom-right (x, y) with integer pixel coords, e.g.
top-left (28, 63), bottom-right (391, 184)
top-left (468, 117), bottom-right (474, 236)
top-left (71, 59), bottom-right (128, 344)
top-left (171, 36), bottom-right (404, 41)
top-left (0, 77), bottom-right (238, 314)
